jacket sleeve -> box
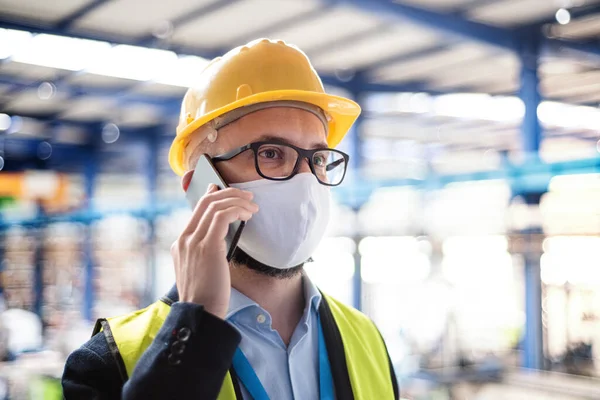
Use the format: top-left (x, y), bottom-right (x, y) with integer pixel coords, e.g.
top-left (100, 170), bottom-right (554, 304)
top-left (62, 303), bottom-right (242, 399)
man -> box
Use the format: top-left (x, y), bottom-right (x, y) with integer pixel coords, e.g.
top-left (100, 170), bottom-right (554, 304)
top-left (62, 39), bottom-right (399, 399)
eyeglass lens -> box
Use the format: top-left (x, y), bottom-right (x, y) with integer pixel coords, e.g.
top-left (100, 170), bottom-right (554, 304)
top-left (256, 143), bottom-right (346, 185)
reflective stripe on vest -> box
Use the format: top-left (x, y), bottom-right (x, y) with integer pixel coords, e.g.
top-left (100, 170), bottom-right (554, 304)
top-left (99, 293), bottom-right (394, 399)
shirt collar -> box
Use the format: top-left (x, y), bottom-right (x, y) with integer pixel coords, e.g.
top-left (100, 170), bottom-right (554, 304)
top-left (226, 272), bottom-right (322, 321)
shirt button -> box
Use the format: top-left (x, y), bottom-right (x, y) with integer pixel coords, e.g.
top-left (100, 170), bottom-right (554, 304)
top-left (177, 327), bottom-right (191, 341)
top-left (256, 314), bottom-right (266, 324)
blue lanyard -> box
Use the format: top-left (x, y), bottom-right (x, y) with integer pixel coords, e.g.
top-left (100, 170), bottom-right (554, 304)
top-left (232, 314), bottom-right (335, 400)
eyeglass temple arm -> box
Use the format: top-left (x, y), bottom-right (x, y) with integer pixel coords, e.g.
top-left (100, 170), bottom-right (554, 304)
top-left (326, 158), bottom-right (345, 172)
top-left (211, 144), bottom-right (252, 162)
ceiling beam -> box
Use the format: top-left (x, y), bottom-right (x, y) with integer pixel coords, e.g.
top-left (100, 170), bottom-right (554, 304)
top-left (225, 4), bottom-right (335, 48)
top-left (137, 0), bottom-right (246, 47)
top-left (334, 0), bottom-right (517, 50)
top-left (55, 0), bottom-right (111, 30)
top-left (362, 43), bottom-right (453, 74)
top-left (335, 0), bottom-right (600, 61)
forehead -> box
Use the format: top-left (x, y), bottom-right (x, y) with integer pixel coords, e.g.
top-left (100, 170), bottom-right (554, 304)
top-left (185, 107), bottom-right (329, 167)
top-left (220, 107), bottom-right (328, 147)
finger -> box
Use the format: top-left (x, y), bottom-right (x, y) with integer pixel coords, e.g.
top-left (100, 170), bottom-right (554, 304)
top-left (192, 197), bottom-right (258, 240)
top-left (182, 184), bottom-right (219, 235)
top-left (203, 207), bottom-right (254, 250)
top-left (184, 186), bottom-right (253, 235)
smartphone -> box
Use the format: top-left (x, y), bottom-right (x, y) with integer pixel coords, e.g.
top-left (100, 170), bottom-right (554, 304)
top-left (186, 154), bottom-right (245, 261)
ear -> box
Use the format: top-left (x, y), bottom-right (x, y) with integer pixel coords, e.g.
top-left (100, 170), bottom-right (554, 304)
top-left (181, 170), bottom-right (194, 192)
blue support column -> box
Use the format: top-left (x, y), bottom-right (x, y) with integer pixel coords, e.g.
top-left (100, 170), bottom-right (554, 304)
top-left (33, 204), bottom-right (45, 319)
top-left (83, 149), bottom-right (97, 321)
top-left (345, 72), bottom-right (366, 174)
top-left (143, 132), bottom-right (160, 306)
top-left (521, 213), bottom-right (544, 370)
top-left (518, 31), bottom-right (543, 158)
top-left (517, 32), bottom-right (545, 370)
top-left (345, 73), bottom-right (366, 311)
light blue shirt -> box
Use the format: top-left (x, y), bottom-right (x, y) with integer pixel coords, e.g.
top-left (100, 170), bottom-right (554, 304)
top-left (226, 275), bottom-right (322, 400)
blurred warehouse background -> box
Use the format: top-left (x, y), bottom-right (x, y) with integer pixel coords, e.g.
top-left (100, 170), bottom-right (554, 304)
top-left (0, 0), bottom-right (600, 398)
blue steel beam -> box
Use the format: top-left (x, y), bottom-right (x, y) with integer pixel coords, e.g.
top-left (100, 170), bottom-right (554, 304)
top-left (332, 155), bottom-right (600, 208)
top-left (334, 0), bottom-right (517, 50)
top-left (55, 0), bottom-right (111, 30)
top-left (0, 76), bottom-right (183, 115)
top-left (335, 0), bottom-right (599, 63)
top-left (454, 0), bottom-right (508, 15)
top-left (2, 155), bottom-right (600, 227)
top-left (361, 43), bottom-right (452, 74)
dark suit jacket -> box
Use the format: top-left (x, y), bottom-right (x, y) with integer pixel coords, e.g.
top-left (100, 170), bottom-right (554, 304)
top-left (62, 286), bottom-right (399, 399)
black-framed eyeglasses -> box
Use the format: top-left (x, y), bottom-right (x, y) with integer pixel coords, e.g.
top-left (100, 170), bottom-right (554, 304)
top-left (212, 141), bottom-right (349, 187)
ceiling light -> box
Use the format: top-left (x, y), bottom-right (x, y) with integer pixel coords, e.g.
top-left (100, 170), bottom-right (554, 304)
top-left (88, 45), bottom-right (177, 81)
top-left (0, 29), bottom-right (31, 60)
top-left (153, 55), bottom-right (209, 87)
top-left (13, 33), bottom-right (110, 71)
top-left (0, 114), bottom-right (11, 131)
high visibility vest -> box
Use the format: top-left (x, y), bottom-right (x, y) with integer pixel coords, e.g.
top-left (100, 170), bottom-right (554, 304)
top-left (94, 293), bottom-right (396, 399)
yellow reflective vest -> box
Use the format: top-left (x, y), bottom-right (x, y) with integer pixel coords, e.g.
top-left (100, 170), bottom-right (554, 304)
top-left (94, 292), bottom-right (397, 399)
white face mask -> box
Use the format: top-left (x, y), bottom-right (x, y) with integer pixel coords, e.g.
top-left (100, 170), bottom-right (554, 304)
top-left (230, 173), bottom-right (331, 269)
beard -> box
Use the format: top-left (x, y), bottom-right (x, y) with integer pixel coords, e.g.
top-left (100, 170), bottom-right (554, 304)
top-left (230, 247), bottom-right (304, 279)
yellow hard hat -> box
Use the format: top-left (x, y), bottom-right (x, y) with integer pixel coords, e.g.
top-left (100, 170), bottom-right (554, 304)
top-left (168, 38), bottom-right (361, 176)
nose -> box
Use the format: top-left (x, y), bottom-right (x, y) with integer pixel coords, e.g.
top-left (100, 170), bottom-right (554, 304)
top-left (297, 157), bottom-right (312, 174)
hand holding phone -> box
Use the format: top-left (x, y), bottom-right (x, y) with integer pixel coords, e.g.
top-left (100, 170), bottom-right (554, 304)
top-left (171, 155), bottom-right (258, 318)
top-left (185, 155), bottom-right (247, 260)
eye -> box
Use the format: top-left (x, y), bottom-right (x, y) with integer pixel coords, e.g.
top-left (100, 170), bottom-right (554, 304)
top-left (314, 153), bottom-right (327, 167)
top-left (258, 148), bottom-right (283, 159)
